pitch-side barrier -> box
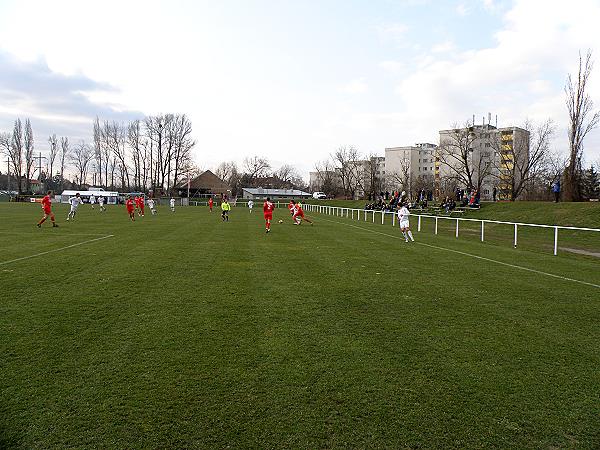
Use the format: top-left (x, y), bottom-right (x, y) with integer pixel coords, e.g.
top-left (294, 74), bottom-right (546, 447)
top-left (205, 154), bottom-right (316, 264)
top-left (300, 203), bottom-right (600, 257)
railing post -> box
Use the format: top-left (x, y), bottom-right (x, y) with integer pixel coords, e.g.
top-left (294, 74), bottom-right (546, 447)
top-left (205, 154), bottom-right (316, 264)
top-left (372, 211), bottom-right (375, 223)
top-left (381, 211), bottom-right (384, 225)
top-left (514, 223), bottom-right (518, 248)
top-left (554, 226), bottom-right (558, 256)
top-left (435, 217), bottom-right (438, 235)
top-left (456, 218), bottom-right (459, 238)
top-left (418, 215), bottom-right (421, 232)
top-left (481, 221), bottom-right (484, 242)
top-left (392, 212), bottom-right (395, 227)
top-left (351, 209), bottom-right (354, 220)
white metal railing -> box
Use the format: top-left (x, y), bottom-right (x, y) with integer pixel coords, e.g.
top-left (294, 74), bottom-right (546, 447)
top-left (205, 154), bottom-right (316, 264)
top-left (301, 203), bottom-right (600, 256)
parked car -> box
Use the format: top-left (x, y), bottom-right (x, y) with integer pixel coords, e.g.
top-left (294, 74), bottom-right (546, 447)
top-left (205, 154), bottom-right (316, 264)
top-left (312, 192), bottom-right (327, 199)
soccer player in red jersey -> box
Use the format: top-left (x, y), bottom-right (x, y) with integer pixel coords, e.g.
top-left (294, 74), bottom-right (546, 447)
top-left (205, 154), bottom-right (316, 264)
top-left (263, 196), bottom-right (275, 233)
top-left (37, 190), bottom-right (58, 228)
top-left (138, 196), bottom-right (145, 217)
top-left (288, 200), bottom-right (294, 217)
top-left (208, 197), bottom-right (213, 212)
top-left (292, 201), bottom-right (313, 225)
top-left (126, 196), bottom-right (136, 221)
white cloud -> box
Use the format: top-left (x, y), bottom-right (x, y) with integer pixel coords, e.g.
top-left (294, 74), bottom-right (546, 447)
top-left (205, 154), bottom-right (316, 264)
top-left (379, 60), bottom-right (404, 73)
top-left (376, 23), bottom-right (409, 46)
top-left (431, 41), bottom-right (455, 53)
top-left (392, 0), bottom-right (600, 157)
top-left (339, 79), bottom-right (369, 94)
top-left (456, 2), bottom-right (469, 16)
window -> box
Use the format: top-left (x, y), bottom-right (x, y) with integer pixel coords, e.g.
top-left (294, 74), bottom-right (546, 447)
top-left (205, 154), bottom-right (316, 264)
top-left (418, 159), bottom-right (421, 163)
top-left (485, 143), bottom-right (491, 148)
top-left (484, 189), bottom-right (490, 195)
top-left (423, 167), bottom-right (427, 171)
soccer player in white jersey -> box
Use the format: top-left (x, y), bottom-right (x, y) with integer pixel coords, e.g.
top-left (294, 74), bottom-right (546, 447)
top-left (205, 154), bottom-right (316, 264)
top-left (147, 198), bottom-right (157, 215)
top-left (98, 196), bottom-right (106, 212)
top-left (248, 200), bottom-right (254, 213)
top-left (66, 193), bottom-right (84, 221)
top-left (89, 194), bottom-right (96, 209)
top-left (170, 198), bottom-right (175, 212)
top-left (397, 202), bottom-right (414, 242)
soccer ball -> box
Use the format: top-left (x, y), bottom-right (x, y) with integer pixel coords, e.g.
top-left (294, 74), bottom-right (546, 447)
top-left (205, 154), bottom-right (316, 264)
top-left (278, 219), bottom-right (284, 224)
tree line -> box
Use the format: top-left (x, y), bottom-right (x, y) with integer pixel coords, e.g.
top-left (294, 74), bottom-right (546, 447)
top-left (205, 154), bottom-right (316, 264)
top-left (214, 156), bottom-right (307, 197)
top-left (0, 114), bottom-right (197, 195)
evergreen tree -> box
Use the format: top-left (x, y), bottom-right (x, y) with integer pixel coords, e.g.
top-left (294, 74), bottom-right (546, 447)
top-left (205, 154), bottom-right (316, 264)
top-left (582, 165), bottom-right (600, 199)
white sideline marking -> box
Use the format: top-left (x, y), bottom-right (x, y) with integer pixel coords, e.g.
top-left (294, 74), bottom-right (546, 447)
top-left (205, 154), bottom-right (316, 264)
top-left (0, 231), bottom-right (110, 237)
top-left (320, 217), bottom-right (600, 290)
top-left (0, 235), bottom-right (114, 266)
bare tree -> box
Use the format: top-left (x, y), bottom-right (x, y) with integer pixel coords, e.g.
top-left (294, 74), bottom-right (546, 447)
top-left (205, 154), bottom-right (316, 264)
top-left (491, 119), bottom-right (555, 201)
top-left (24, 119), bottom-right (34, 192)
top-left (10, 119), bottom-right (24, 193)
top-left (103, 121), bottom-right (130, 190)
top-left (47, 134), bottom-right (58, 180)
top-left (565, 50), bottom-right (600, 201)
top-left (59, 137), bottom-right (70, 190)
top-left (0, 132), bottom-right (12, 191)
top-left (273, 164), bottom-right (304, 189)
top-left (70, 141), bottom-right (94, 188)
top-left (438, 122), bottom-right (491, 191)
top-left (215, 161), bottom-right (237, 183)
top-left (93, 117), bottom-right (103, 186)
top-left (169, 114), bottom-right (195, 193)
top-left (388, 155), bottom-right (412, 196)
top-left (243, 156), bottom-right (271, 181)
top-left (313, 159), bottom-right (339, 196)
top-left (128, 120), bottom-right (145, 190)
top-left (360, 154), bottom-right (386, 200)
top-left (331, 145), bottom-right (362, 199)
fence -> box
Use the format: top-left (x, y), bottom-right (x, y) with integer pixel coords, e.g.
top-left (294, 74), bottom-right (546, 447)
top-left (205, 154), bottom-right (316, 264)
top-left (301, 203), bottom-right (600, 257)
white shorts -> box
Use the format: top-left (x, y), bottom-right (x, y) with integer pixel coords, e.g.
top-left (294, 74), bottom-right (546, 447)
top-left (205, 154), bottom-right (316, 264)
top-left (70, 207), bottom-right (78, 212)
top-left (399, 220), bottom-right (410, 229)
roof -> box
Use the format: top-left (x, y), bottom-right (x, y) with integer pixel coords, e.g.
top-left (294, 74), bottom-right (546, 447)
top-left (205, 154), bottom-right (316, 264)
top-left (175, 170), bottom-right (231, 192)
top-left (242, 188), bottom-right (311, 196)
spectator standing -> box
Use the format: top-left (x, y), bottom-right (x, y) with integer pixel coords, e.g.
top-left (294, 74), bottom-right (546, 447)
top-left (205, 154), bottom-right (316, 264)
top-left (552, 179), bottom-right (560, 202)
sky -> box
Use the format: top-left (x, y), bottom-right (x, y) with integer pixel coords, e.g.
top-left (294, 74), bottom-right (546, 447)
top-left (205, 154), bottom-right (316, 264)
top-left (1, 0), bottom-right (599, 180)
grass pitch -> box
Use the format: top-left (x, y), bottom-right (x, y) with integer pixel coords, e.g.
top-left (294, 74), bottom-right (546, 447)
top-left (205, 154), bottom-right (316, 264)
top-left (1, 202), bottom-right (599, 448)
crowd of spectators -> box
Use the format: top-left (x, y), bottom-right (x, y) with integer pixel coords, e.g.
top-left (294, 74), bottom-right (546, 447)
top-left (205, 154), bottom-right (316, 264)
top-left (455, 188), bottom-right (480, 208)
top-left (362, 187), bottom-right (483, 212)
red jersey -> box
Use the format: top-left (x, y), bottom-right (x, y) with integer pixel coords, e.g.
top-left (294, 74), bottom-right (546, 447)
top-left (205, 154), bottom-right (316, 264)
top-left (263, 201), bottom-right (274, 216)
top-left (41, 195), bottom-right (52, 212)
top-left (293, 204), bottom-right (304, 217)
top-left (126, 199), bottom-right (135, 212)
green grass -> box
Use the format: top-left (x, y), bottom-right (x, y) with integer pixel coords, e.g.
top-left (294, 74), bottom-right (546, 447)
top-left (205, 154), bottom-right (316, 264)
top-left (1, 202), bottom-right (599, 448)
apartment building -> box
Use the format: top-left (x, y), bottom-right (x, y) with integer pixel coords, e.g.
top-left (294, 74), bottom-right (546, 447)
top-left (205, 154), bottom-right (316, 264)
top-left (385, 143), bottom-right (437, 194)
top-left (436, 124), bottom-right (529, 200)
